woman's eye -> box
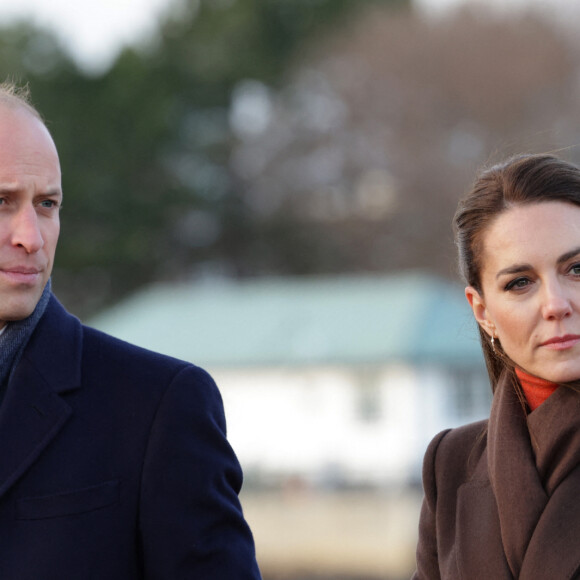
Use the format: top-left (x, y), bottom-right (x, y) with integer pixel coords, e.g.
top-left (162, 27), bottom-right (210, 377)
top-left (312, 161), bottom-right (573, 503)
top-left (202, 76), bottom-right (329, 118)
top-left (570, 263), bottom-right (580, 276)
top-left (505, 277), bottom-right (530, 291)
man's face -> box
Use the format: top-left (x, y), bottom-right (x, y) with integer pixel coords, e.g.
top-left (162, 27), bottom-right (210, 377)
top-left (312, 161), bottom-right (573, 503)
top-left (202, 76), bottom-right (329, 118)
top-left (0, 105), bottom-right (62, 328)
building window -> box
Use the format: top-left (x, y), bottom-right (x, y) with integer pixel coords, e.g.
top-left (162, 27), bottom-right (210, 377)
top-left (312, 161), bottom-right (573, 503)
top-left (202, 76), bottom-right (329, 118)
top-left (356, 370), bottom-right (381, 423)
top-left (451, 368), bottom-right (491, 421)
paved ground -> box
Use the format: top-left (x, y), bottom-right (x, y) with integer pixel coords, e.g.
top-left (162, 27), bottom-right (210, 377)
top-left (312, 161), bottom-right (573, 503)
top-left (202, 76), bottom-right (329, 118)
top-left (241, 487), bottom-right (423, 580)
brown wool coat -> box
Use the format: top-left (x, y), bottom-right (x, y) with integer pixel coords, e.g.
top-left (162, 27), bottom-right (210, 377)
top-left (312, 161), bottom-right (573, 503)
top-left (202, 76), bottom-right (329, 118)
top-left (413, 372), bottom-right (580, 580)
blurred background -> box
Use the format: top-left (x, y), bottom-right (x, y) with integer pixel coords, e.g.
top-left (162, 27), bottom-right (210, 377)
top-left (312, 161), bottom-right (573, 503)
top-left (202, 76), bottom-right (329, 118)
top-left (3, 0), bottom-right (580, 577)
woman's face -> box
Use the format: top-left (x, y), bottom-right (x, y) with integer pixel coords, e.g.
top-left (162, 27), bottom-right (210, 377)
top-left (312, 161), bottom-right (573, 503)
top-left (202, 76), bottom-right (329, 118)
top-left (466, 201), bottom-right (580, 383)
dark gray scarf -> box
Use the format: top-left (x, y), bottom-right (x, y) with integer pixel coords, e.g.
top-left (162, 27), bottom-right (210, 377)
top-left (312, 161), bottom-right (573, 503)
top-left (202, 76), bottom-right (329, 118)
top-left (0, 280), bottom-right (51, 392)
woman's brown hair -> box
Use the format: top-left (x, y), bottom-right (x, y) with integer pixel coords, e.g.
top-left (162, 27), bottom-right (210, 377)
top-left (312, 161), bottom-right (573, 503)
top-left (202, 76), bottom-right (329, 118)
top-left (454, 153), bottom-right (580, 391)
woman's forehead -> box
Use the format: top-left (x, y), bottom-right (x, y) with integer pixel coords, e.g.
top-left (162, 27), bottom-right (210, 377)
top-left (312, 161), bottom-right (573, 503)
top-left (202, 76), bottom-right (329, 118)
top-left (481, 201), bottom-right (580, 274)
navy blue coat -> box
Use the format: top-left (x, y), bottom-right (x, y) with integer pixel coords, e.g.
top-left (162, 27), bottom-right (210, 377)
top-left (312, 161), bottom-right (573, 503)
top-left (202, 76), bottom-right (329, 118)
top-left (0, 295), bottom-right (261, 579)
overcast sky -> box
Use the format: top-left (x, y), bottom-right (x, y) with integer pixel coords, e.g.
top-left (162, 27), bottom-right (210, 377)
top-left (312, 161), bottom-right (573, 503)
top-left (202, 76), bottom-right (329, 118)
top-left (0, 0), bottom-right (174, 72)
top-left (0, 0), bottom-right (577, 72)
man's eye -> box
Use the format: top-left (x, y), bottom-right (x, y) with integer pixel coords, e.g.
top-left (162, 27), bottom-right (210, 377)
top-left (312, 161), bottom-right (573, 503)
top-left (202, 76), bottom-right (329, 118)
top-left (570, 263), bottom-right (580, 276)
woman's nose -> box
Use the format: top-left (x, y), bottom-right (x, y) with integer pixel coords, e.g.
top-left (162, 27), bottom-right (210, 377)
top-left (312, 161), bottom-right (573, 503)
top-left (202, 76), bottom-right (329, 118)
top-left (541, 283), bottom-right (573, 320)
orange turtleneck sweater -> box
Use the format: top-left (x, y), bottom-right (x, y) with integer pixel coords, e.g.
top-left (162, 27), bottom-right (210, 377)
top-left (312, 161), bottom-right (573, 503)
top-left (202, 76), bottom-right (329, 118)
top-left (515, 367), bottom-right (559, 411)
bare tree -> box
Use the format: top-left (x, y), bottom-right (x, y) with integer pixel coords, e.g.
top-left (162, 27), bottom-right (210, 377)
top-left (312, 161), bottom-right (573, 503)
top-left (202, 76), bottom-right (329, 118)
top-left (230, 5), bottom-right (580, 279)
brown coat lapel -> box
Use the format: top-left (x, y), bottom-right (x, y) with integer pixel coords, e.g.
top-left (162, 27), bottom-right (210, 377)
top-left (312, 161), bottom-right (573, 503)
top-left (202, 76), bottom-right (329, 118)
top-left (519, 386), bottom-right (580, 579)
top-left (415, 373), bottom-right (580, 580)
top-left (487, 374), bottom-right (548, 577)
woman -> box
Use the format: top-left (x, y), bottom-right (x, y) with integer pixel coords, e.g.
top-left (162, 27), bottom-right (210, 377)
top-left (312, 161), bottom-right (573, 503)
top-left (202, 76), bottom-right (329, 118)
top-left (413, 153), bottom-right (580, 580)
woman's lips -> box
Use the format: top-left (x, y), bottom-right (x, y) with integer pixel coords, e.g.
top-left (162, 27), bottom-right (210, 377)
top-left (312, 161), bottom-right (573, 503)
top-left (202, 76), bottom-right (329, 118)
top-left (540, 335), bottom-right (580, 350)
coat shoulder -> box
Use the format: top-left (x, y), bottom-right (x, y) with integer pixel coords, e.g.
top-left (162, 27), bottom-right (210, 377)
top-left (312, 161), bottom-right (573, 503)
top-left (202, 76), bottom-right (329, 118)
top-left (76, 325), bottom-right (222, 420)
top-left (82, 324), bottom-right (191, 370)
top-left (28, 295), bottom-right (216, 400)
top-left (433, 420), bottom-right (488, 472)
top-left (422, 419), bottom-right (489, 506)
top-left (38, 296), bottom-right (218, 405)
top-left (414, 420), bottom-right (490, 580)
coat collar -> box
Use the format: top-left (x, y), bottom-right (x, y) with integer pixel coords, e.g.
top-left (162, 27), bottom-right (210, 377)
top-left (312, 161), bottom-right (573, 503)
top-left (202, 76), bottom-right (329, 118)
top-left (477, 372), bottom-right (580, 580)
top-left (519, 385), bottom-right (580, 579)
top-left (18, 294), bottom-right (83, 394)
top-left (526, 384), bottom-right (580, 495)
top-left (487, 372), bottom-right (548, 577)
top-left (0, 295), bottom-right (82, 499)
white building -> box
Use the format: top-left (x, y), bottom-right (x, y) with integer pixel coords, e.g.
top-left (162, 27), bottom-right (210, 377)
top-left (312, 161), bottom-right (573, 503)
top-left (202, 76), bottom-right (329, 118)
top-left (90, 272), bottom-right (490, 487)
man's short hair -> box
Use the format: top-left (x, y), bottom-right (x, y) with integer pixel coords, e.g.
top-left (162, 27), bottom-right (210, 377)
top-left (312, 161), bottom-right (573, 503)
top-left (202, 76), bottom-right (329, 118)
top-left (0, 81), bottom-right (43, 122)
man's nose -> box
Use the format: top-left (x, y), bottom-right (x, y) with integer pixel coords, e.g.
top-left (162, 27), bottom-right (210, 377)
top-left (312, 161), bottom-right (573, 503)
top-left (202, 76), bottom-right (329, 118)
top-left (541, 282), bottom-right (573, 320)
top-left (11, 206), bottom-right (44, 253)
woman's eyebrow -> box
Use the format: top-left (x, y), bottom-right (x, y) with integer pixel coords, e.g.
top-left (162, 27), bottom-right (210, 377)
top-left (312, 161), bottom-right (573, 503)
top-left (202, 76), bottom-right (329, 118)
top-left (557, 246), bottom-right (580, 265)
top-left (495, 247), bottom-right (580, 279)
top-left (496, 264), bottom-right (532, 279)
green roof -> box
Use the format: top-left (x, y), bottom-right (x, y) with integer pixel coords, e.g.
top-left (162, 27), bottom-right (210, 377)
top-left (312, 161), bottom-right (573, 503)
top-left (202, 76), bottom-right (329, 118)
top-left (89, 272), bottom-right (484, 369)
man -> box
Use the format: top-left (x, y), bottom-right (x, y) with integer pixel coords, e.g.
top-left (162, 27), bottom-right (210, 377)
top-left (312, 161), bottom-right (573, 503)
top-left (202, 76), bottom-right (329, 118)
top-left (0, 83), bottom-right (261, 579)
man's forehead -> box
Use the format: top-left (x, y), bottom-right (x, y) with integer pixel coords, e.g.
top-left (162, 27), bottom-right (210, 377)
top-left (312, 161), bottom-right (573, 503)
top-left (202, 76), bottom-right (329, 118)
top-left (0, 104), bottom-right (52, 142)
top-left (0, 98), bottom-right (42, 122)
top-left (0, 104), bottom-right (58, 151)
top-left (0, 105), bottom-right (61, 192)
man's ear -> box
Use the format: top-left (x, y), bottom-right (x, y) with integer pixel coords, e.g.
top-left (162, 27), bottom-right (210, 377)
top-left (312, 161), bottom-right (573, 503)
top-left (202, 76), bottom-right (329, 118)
top-left (465, 286), bottom-right (493, 337)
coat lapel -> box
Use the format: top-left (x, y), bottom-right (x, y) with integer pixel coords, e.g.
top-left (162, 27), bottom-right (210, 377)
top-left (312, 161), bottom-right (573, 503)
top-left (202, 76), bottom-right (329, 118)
top-left (456, 477), bottom-right (513, 579)
top-left (0, 296), bottom-right (82, 500)
top-left (518, 386), bottom-right (580, 580)
top-left (484, 376), bottom-right (580, 580)
top-left (487, 373), bottom-right (548, 578)
top-left (519, 463), bottom-right (580, 580)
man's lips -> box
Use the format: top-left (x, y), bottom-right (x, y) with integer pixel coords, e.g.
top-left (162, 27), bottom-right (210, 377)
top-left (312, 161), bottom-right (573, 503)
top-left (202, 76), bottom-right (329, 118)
top-left (539, 335), bottom-right (580, 350)
top-left (0, 267), bottom-right (43, 284)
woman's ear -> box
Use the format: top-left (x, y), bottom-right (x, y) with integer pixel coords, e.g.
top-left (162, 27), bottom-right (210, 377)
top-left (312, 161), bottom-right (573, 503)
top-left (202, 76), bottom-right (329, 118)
top-left (465, 286), bottom-right (494, 337)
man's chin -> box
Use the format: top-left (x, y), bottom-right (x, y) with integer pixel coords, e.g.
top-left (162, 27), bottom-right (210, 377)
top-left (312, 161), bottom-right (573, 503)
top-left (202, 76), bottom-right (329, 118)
top-left (0, 293), bottom-right (44, 323)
